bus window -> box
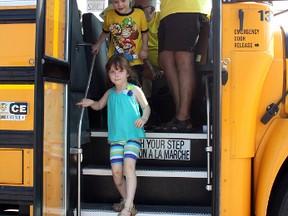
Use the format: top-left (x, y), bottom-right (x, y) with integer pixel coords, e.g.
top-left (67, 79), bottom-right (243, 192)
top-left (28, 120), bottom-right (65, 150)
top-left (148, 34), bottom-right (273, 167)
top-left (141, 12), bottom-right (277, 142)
top-left (45, 0), bottom-right (67, 60)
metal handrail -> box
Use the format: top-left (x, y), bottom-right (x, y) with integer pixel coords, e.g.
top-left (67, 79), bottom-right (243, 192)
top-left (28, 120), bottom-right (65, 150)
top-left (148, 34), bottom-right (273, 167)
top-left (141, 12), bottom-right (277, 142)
top-left (205, 75), bottom-right (212, 191)
top-left (76, 51), bottom-right (97, 216)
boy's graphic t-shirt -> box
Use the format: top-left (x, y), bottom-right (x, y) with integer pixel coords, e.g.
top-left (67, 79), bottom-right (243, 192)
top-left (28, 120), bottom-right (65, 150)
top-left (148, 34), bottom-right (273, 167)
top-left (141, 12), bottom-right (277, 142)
top-left (103, 8), bottom-right (148, 66)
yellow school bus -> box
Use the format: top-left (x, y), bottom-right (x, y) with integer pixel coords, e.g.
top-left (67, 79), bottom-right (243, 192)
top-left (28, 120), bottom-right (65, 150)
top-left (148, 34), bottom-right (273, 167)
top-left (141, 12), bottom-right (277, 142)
top-left (0, 0), bottom-right (288, 215)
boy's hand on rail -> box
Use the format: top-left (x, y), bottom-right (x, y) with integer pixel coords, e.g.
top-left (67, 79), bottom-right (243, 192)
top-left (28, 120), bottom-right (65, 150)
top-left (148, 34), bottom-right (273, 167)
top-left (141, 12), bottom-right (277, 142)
top-left (91, 43), bottom-right (100, 54)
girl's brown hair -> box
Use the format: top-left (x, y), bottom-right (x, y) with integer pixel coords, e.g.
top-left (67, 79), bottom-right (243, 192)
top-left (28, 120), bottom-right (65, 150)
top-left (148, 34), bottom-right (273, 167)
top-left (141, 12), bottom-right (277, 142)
top-left (105, 54), bottom-right (139, 88)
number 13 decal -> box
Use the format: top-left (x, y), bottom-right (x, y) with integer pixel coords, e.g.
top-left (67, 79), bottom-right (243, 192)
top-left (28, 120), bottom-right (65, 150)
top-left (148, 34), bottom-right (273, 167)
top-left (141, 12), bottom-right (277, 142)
top-left (258, 10), bottom-right (272, 22)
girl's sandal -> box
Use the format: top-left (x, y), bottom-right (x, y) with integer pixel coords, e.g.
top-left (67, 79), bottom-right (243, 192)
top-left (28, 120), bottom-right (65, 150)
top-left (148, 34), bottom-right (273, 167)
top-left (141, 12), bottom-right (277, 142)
top-left (117, 205), bottom-right (138, 216)
top-left (112, 199), bottom-right (125, 212)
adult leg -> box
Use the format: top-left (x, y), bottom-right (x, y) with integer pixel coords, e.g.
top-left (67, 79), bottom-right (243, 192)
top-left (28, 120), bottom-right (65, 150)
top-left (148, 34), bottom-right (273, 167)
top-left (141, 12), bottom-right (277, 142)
top-left (175, 51), bottom-right (196, 121)
top-left (157, 13), bottom-right (199, 131)
top-left (159, 50), bottom-right (180, 115)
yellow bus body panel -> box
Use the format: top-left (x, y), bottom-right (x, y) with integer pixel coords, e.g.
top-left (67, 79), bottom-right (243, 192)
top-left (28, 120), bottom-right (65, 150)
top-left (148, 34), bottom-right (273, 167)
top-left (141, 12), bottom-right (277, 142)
top-left (254, 27), bottom-right (285, 151)
top-left (0, 150), bottom-right (22, 184)
top-left (252, 23), bottom-right (287, 215)
top-left (0, 84), bottom-right (34, 130)
top-left (0, 149), bottom-right (33, 186)
top-left (286, 58), bottom-right (288, 113)
top-left (0, 23), bottom-right (35, 66)
top-left (0, 6), bottom-right (35, 10)
top-left (221, 2), bottom-right (278, 215)
top-left (254, 119), bottom-right (288, 215)
top-left (23, 148), bottom-right (34, 186)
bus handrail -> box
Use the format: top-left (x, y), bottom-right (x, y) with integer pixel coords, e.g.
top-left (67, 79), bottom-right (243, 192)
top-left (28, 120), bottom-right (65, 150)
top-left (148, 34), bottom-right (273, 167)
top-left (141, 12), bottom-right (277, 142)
top-left (76, 49), bottom-right (96, 216)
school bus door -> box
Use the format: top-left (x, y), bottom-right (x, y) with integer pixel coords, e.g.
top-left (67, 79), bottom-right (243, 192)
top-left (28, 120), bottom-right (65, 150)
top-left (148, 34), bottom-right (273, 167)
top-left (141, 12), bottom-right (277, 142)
top-left (34, 0), bottom-right (70, 215)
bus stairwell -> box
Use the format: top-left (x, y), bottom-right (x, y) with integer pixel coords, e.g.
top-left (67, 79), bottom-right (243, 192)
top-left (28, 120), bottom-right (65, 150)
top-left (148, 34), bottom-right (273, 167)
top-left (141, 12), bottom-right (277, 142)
top-left (75, 11), bottom-right (214, 216)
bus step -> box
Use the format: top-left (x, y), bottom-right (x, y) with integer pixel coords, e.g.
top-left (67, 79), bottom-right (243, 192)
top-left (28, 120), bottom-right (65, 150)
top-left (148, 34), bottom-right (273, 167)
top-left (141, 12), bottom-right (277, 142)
top-left (83, 136), bottom-right (207, 167)
top-left (90, 131), bottom-right (208, 140)
top-left (77, 203), bottom-right (211, 216)
top-left (83, 165), bottom-right (208, 178)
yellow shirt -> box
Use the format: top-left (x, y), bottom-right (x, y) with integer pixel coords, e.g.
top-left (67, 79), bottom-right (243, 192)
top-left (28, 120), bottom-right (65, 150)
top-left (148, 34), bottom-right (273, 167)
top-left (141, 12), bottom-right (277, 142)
top-left (103, 8), bottom-right (148, 66)
top-left (160, 0), bottom-right (212, 20)
top-left (147, 12), bottom-right (160, 67)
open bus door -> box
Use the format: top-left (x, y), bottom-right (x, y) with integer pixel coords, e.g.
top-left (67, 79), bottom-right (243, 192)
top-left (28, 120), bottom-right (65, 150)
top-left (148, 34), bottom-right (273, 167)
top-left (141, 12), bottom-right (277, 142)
top-left (34, 0), bottom-right (90, 214)
top-left (33, 0), bottom-right (70, 214)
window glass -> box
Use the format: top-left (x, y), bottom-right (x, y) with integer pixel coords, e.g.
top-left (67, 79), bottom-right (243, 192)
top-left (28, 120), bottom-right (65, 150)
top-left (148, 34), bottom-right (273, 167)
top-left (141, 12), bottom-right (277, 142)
top-left (45, 0), bottom-right (67, 60)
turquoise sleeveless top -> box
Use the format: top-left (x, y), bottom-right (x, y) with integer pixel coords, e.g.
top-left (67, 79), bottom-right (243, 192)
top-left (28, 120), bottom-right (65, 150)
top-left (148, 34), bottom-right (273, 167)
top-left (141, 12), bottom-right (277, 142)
top-left (107, 84), bottom-right (146, 142)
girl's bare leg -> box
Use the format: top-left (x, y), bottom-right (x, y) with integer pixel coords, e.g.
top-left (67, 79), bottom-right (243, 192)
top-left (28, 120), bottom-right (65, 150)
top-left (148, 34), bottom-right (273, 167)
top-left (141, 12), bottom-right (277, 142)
top-left (111, 163), bottom-right (126, 200)
top-left (120, 158), bottom-right (137, 215)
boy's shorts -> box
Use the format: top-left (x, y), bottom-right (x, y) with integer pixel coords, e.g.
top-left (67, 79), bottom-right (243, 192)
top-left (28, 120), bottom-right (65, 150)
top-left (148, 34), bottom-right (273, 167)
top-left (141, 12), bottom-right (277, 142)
top-left (158, 13), bottom-right (201, 53)
top-left (110, 139), bottom-right (141, 165)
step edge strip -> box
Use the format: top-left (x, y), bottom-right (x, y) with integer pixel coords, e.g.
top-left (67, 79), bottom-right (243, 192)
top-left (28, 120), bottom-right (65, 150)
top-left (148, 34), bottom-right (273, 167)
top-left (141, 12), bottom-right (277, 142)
top-left (83, 168), bottom-right (207, 178)
top-left (91, 131), bottom-right (207, 139)
top-left (80, 211), bottom-right (211, 216)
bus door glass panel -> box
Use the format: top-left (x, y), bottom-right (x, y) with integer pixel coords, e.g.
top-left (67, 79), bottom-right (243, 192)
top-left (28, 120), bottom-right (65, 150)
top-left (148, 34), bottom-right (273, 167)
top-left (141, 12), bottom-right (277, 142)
top-left (43, 81), bottom-right (68, 215)
top-left (45, 0), bottom-right (67, 60)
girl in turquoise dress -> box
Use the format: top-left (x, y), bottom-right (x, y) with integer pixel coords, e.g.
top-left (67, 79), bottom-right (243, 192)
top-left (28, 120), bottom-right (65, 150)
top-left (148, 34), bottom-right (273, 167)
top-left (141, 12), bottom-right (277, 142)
top-left (77, 54), bottom-right (151, 216)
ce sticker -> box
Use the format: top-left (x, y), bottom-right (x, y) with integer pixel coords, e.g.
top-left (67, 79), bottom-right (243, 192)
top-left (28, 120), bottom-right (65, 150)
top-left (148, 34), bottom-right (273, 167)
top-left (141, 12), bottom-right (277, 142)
top-left (10, 103), bottom-right (28, 115)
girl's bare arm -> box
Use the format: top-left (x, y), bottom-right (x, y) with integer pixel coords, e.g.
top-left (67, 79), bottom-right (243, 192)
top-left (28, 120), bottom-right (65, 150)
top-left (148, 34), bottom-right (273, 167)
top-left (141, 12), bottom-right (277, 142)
top-left (76, 89), bottom-right (110, 111)
top-left (133, 86), bottom-right (151, 126)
